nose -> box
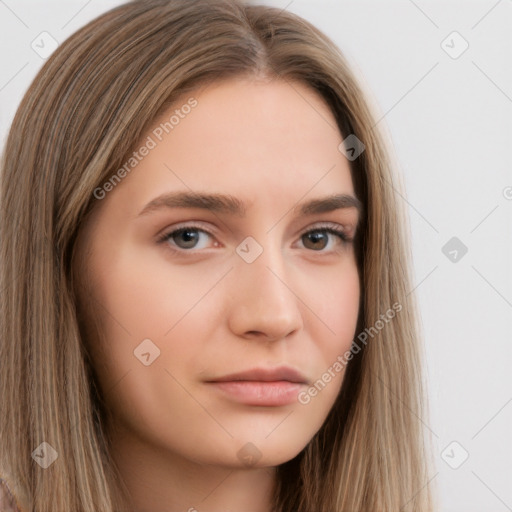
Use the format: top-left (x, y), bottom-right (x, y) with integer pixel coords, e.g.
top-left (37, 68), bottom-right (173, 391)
top-left (227, 243), bottom-right (304, 342)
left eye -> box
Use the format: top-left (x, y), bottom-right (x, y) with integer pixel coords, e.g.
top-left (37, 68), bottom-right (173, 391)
top-left (157, 225), bottom-right (350, 252)
top-left (300, 228), bottom-right (349, 251)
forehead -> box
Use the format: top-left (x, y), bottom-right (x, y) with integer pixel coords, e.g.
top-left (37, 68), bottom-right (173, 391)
top-left (96, 78), bottom-right (356, 221)
top-left (156, 77), bottom-right (343, 165)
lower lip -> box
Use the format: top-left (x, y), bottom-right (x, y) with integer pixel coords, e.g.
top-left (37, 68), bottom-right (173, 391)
top-left (207, 381), bottom-right (305, 406)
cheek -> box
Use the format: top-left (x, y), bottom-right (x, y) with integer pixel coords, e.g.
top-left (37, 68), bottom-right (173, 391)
top-left (81, 254), bottom-right (218, 447)
top-left (90, 246), bottom-right (226, 339)
top-left (296, 258), bottom-right (360, 403)
top-left (303, 256), bottom-right (360, 352)
top-left (324, 268), bottom-right (359, 325)
top-left (83, 249), bottom-right (227, 399)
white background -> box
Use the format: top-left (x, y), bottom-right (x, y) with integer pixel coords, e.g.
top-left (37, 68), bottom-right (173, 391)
top-left (1, 1), bottom-right (511, 511)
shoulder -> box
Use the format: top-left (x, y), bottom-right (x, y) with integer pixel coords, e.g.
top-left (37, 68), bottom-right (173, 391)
top-left (0, 479), bottom-right (22, 512)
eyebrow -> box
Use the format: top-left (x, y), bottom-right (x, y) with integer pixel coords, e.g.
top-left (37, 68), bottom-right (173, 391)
top-left (137, 191), bottom-right (362, 218)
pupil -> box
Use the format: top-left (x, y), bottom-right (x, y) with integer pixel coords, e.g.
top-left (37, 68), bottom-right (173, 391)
top-left (176, 229), bottom-right (198, 248)
top-left (305, 231), bottom-right (327, 250)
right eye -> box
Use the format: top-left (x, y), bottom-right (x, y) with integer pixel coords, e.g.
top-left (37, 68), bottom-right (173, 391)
top-left (157, 225), bottom-right (219, 252)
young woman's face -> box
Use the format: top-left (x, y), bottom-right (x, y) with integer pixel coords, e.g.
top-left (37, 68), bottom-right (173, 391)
top-left (77, 78), bottom-right (361, 469)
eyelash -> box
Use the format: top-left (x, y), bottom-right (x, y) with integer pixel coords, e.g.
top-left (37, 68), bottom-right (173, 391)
top-left (156, 222), bottom-right (353, 254)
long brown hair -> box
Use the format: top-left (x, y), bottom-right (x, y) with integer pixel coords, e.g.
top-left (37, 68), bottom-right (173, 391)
top-left (0, 1), bottom-right (436, 510)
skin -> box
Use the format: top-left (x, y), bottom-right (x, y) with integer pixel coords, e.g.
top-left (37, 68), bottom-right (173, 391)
top-left (75, 77), bottom-right (361, 512)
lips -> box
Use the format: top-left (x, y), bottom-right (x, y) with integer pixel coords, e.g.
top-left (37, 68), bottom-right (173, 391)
top-left (205, 366), bottom-right (309, 406)
top-left (206, 365), bottom-right (309, 385)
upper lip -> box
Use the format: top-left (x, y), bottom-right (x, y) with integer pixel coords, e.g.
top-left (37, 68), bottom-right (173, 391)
top-left (207, 366), bottom-right (308, 384)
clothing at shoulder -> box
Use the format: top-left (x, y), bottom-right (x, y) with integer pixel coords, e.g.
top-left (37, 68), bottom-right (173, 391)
top-left (0, 479), bottom-right (21, 512)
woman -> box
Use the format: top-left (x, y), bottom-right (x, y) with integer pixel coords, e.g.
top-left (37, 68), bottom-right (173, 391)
top-left (0, 0), bottom-right (435, 510)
